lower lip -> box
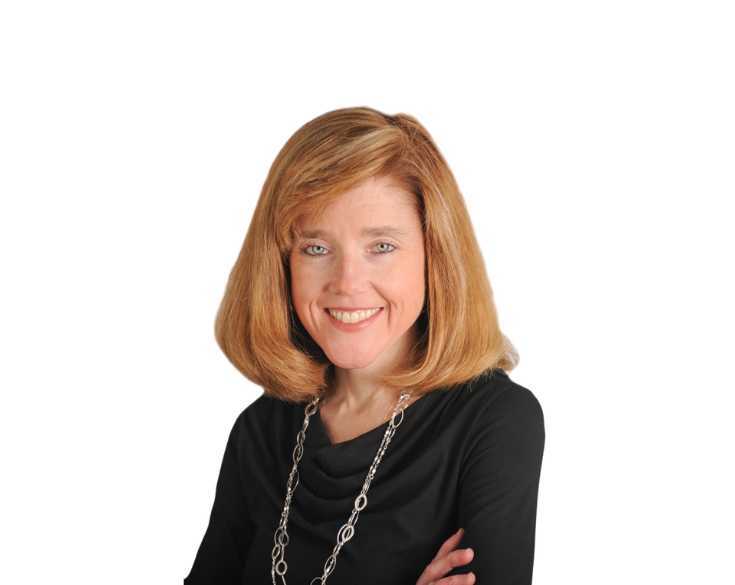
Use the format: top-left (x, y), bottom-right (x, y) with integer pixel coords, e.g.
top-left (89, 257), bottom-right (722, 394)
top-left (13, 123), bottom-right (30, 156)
top-left (325, 307), bottom-right (384, 332)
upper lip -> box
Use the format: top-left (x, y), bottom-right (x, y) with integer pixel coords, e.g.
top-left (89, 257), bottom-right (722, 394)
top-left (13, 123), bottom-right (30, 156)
top-left (326, 306), bottom-right (383, 311)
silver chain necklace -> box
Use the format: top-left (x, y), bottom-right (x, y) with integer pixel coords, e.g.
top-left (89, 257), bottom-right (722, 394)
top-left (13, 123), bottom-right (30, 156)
top-left (270, 390), bottom-right (413, 585)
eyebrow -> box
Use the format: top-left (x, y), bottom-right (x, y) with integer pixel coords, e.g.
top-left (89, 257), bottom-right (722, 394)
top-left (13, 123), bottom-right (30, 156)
top-left (299, 226), bottom-right (409, 239)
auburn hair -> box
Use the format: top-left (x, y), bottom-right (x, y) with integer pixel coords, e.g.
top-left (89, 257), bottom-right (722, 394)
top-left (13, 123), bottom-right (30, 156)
top-left (214, 106), bottom-right (519, 404)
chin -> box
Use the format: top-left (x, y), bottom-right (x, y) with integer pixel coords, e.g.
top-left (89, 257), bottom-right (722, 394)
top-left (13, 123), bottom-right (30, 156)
top-left (325, 350), bottom-right (381, 370)
top-left (328, 357), bottom-right (376, 370)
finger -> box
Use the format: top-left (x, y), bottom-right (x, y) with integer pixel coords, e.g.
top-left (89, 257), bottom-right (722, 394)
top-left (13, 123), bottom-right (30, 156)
top-left (432, 528), bottom-right (465, 561)
top-left (434, 572), bottom-right (476, 585)
top-left (422, 548), bottom-right (475, 584)
top-left (435, 571), bottom-right (476, 585)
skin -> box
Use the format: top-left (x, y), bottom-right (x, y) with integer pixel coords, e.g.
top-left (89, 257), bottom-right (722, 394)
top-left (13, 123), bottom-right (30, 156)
top-left (417, 528), bottom-right (475, 585)
top-left (289, 175), bottom-right (475, 584)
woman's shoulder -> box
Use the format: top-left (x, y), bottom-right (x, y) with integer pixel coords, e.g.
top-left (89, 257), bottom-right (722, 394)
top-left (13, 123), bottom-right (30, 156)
top-left (232, 390), bottom-right (304, 439)
top-left (237, 390), bottom-right (282, 423)
top-left (458, 368), bottom-right (544, 437)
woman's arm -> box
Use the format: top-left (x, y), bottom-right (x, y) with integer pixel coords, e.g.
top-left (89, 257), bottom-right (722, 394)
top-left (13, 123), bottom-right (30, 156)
top-left (454, 384), bottom-right (546, 584)
top-left (184, 412), bottom-right (254, 585)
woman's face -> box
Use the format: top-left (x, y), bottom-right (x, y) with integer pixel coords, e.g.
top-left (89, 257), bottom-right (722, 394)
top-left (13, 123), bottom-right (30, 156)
top-left (289, 175), bottom-right (426, 371)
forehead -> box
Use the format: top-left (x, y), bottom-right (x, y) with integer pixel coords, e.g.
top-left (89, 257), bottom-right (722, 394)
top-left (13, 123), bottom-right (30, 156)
top-left (296, 176), bottom-right (418, 231)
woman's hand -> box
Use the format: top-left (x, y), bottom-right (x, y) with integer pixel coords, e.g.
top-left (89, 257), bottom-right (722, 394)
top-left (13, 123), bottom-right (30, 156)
top-left (415, 528), bottom-right (476, 585)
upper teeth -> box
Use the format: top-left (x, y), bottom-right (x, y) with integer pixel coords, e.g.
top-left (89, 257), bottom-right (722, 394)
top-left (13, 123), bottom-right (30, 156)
top-left (328, 307), bottom-right (381, 323)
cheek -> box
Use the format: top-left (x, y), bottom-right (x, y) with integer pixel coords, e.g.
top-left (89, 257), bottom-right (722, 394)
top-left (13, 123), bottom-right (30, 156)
top-left (290, 263), bottom-right (320, 305)
top-left (385, 260), bottom-right (425, 310)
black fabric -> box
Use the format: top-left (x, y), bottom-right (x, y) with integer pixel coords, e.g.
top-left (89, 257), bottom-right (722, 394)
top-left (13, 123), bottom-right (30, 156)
top-left (184, 369), bottom-right (545, 584)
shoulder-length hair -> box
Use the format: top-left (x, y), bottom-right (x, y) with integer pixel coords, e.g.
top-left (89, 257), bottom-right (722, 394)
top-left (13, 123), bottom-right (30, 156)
top-left (214, 106), bottom-right (519, 404)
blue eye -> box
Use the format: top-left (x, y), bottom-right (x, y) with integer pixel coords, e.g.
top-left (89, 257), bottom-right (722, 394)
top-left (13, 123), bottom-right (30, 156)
top-left (301, 242), bottom-right (396, 256)
top-left (303, 244), bottom-right (328, 256)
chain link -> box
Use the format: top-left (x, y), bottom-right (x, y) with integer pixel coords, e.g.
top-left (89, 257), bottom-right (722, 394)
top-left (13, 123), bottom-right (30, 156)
top-left (270, 390), bottom-right (413, 585)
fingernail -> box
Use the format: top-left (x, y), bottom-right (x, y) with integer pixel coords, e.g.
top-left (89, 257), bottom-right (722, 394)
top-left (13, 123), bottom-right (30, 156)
top-left (457, 527), bottom-right (464, 534)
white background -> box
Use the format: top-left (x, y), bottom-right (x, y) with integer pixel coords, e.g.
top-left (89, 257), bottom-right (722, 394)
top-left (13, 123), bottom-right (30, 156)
top-left (1, 1), bottom-right (733, 583)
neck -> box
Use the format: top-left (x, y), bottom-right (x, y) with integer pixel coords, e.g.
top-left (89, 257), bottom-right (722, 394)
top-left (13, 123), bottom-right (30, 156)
top-left (323, 379), bottom-right (399, 415)
top-left (323, 326), bottom-right (419, 414)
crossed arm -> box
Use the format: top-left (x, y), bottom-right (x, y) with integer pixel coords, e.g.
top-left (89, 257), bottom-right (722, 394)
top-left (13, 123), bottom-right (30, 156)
top-left (449, 385), bottom-right (545, 584)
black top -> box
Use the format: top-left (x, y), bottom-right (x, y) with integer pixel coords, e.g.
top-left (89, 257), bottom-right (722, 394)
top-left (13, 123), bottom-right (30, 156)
top-left (184, 369), bottom-right (545, 584)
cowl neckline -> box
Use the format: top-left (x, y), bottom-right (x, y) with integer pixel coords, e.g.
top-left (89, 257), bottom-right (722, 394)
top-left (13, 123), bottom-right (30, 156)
top-left (283, 390), bottom-right (441, 506)
top-left (272, 371), bottom-right (506, 522)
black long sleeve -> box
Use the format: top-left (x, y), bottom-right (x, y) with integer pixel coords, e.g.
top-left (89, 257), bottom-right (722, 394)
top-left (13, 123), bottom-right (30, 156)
top-left (452, 383), bottom-right (545, 583)
top-left (184, 414), bottom-right (254, 584)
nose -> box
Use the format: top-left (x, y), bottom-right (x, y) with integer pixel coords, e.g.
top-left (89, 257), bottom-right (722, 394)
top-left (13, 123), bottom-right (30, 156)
top-left (329, 251), bottom-right (368, 295)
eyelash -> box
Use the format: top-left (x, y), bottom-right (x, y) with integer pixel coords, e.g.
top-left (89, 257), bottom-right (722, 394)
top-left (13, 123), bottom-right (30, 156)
top-left (300, 242), bottom-right (397, 256)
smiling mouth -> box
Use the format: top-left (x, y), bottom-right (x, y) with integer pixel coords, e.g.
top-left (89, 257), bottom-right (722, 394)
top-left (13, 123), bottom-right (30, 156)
top-left (325, 306), bottom-right (384, 311)
top-left (324, 307), bottom-right (384, 324)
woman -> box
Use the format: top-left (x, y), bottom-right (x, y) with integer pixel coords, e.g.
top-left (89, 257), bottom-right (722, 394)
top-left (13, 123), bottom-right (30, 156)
top-left (184, 107), bottom-right (545, 584)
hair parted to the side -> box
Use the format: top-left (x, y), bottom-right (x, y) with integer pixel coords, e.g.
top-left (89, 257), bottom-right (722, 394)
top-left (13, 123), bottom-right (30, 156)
top-left (214, 106), bottom-right (519, 404)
